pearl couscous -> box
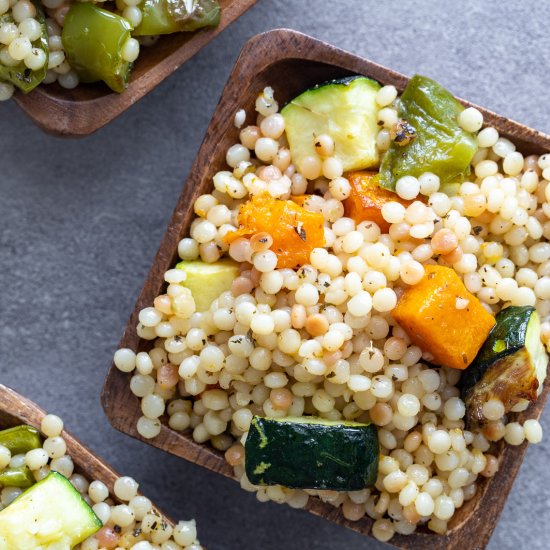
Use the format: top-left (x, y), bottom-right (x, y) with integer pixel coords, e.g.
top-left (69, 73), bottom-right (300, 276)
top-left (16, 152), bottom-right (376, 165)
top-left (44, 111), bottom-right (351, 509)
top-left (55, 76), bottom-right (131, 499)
top-left (0, 415), bottom-right (203, 549)
top-left (115, 75), bottom-right (549, 542)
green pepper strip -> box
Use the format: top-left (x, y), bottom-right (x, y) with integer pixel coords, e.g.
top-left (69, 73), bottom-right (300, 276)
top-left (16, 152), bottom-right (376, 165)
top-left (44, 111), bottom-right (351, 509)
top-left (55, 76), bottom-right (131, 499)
top-left (62, 3), bottom-right (133, 94)
top-left (0, 425), bottom-right (42, 455)
top-left (0, 466), bottom-right (35, 488)
top-left (0, 0), bottom-right (49, 93)
top-left (134, 0), bottom-right (221, 36)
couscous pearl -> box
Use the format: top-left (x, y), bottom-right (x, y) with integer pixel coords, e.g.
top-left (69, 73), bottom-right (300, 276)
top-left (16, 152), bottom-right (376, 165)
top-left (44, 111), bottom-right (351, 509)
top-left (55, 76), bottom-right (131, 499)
top-left (137, 416), bottom-right (161, 439)
top-left (443, 397), bottom-right (465, 421)
top-left (458, 107), bottom-right (483, 132)
top-left (46, 457), bottom-right (71, 480)
top-left (314, 133), bottom-right (335, 157)
top-left (8, 36), bottom-right (31, 60)
top-left (0, 81), bottom-right (14, 100)
top-left (41, 414), bottom-right (64, 437)
top-left (504, 422), bottom-right (525, 445)
top-left (523, 419), bottom-right (543, 443)
top-left (226, 144), bottom-right (250, 168)
top-left (427, 430), bottom-right (451, 454)
top-left (25, 448), bottom-right (49, 470)
top-left (415, 492), bottom-right (435, 516)
top-left (255, 137), bottom-right (278, 162)
top-left (88, 480), bottom-right (109, 503)
top-left (121, 37), bottom-right (140, 63)
top-left (434, 495), bottom-right (455, 520)
top-left (381, 201), bottom-right (406, 224)
top-left (347, 291), bottom-right (372, 316)
top-left (396, 176), bottom-right (420, 200)
top-left (376, 85), bottom-right (398, 107)
top-left (372, 288), bottom-right (397, 312)
top-left (477, 127), bottom-right (499, 148)
top-left (123, 6), bottom-right (142, 27)
top-left (92, 502), bottom-right (111, 524)
top-left (397, 394), bottom-right (421, 417)
top-left (173, 520), bottom-right (198, 546)
top-left (114, 348), bottom-right (136, 373)
top-left (493, 137), bottom-right (516, 158)
top-left (12, 0), bottom-right (36, 22)
top-left (43, 436), bottom-right (66, 459)
top-left (482, 398), bottom-right (505, 421)
top-left (322, 157), bottom-right (344, 180)
top-left (419, 172), bottom-right (440, 196)
top-left (114, 476), bottom-right (139, 501)
top-left (260, 114), bottom-right (285, 139)
top-left (19, 18), bottom-right (41, 41)
top-left (299, 155), bottom-right (322, 180)
top-left (372, 519), bottom-right (395, 542)
top-left (110, 504), bottom-right (135, 527)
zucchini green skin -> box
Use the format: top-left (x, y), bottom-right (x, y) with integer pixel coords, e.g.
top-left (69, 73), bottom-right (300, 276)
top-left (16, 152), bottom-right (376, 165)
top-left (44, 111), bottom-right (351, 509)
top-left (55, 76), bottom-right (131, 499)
top-left (301, 75), bottom-right (380, 94)
top-left (0, 425), bottom-right (42, 455)
top-left (245, 416), bottom-right (379, 491)
top-left (460, 306), bottom-right (548, 423)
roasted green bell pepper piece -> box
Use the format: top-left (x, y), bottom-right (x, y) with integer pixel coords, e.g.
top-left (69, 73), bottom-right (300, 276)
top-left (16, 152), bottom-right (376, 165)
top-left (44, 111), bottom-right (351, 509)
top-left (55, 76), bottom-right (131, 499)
top-left (0, 426), bottom-right (42, 455)
top-left (62, 3), bottom-right (133, 93)
top-left (0, 1), bottom-right (48, 93)
top-left (0, 466), bottom-right (35, 488)
top-left (379, 74), bottom-right (478, 191)
top-left (133, 0), bottom-right (221, 36)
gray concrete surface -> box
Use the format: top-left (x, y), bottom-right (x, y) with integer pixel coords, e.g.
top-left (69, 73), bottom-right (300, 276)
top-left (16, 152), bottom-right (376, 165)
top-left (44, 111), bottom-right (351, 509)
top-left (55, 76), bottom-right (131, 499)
top-left (1, 0), bottom-right (550, 548)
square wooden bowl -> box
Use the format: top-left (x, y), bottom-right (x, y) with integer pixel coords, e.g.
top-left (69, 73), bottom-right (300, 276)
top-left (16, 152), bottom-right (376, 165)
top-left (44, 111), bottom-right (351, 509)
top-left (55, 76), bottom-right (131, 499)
top-left (101, 29), bottom-right (550, 549)
top-left (12, 0), bottom-right (256, 137)
top-left (0, 384), bottom-right (174, 525)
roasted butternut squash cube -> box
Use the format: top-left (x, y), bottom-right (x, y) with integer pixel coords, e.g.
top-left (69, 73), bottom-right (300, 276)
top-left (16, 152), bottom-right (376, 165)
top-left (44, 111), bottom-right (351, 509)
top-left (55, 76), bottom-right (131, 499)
top-left (224, 194), bottom-right (325, 269)
top-left (343, 171), bottom-right (416, 233)
top-left (393, 265), bottom-right (496, 370)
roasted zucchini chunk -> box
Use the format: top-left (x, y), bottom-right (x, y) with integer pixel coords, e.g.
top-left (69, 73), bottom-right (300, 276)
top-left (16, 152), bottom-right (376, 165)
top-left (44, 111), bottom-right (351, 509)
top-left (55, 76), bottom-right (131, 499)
top-left (245, 416), bottom-right (379, 491)
top-left (282, 76), bottom-right (381, 173)
top-left (460, 306), bottom-right (548, 424)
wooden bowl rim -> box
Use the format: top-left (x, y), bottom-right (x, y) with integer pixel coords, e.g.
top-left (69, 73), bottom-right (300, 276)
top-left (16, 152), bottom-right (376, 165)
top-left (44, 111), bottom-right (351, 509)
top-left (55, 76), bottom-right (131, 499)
top-left (0, 383), bottom-right (175, 527)
top-left (12, 0), bottom-right (257, 137)
top-left (101, 28), bottom-right (550, 550)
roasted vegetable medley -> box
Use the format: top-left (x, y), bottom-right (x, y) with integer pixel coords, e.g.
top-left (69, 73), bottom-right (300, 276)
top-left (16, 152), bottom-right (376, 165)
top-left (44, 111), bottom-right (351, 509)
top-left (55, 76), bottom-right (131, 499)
top-left (114, 75), bottom-right (550, 542)
top-left (0, 0), bottom-right (220, 100)
top-left (0, 420), bottom-right (203, 549)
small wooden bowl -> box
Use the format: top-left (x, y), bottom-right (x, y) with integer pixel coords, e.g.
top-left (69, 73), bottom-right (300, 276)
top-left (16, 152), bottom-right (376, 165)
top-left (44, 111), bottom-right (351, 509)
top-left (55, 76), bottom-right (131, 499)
top-left (13, 0), bottom-right (256, 137)
top-left (0, 383), bottom-right (173, 526)
top-left (101, 29), bottom-right (550, 549)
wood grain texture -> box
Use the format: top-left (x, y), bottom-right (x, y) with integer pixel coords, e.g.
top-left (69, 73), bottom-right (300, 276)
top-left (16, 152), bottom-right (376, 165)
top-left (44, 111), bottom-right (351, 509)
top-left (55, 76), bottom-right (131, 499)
top-left (0, 384), bottom-right (173, 526)
top-left (12, 0), bottom-right (256, 137)
top-left (101, 29), bottom-right (550, 549)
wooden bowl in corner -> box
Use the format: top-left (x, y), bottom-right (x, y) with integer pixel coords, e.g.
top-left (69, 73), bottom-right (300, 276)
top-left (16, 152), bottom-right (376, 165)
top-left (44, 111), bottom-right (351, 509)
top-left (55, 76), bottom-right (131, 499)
top-left (13, 0), bottom-right (257, 137)
top-left (0, 383), bottom-right (174, 526)
top-left (101, 29), bottom-right (550, 549)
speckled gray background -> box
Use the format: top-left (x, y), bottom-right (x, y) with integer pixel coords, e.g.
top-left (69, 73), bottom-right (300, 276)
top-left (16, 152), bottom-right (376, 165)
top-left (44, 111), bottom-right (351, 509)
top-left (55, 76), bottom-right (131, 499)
top-left (1, 0), bottom-right (550, 548)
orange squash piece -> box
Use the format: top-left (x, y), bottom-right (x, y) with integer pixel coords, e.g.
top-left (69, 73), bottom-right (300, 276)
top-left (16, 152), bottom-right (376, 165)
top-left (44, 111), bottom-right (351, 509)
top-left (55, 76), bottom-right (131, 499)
top-left (343, 171), bottom-right (416, 232)
top-left (224, 194), bottom-right (325, 269)
top-left (392, 265), bottom-right (496, 370)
